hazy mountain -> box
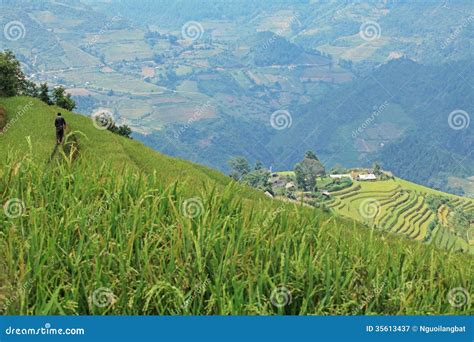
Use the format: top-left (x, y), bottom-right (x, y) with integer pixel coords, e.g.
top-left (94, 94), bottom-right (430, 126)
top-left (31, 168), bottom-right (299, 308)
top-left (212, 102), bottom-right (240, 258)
top-left (1, 0), bottom-right (472, 195)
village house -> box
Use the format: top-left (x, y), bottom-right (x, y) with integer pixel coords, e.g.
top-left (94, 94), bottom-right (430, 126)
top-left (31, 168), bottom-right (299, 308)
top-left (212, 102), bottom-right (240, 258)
top-left (329, 174), bottom-right (353, 180)
top-left (357, 174), bottom-right (377, 181)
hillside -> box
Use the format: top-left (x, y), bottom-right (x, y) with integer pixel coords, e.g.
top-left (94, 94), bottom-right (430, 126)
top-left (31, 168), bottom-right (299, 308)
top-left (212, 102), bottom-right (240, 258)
top-left (0, 97), bottom-right (473, 315)
top-left (3, 1), bottom-right (472, 196)
top-left (325, 178), bottom-right (474, 254)
top-left (141, 59), bottom-right (473, 197)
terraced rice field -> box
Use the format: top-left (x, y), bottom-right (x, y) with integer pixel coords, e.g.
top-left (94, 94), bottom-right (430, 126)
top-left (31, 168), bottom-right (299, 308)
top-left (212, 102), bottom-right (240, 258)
top-left (327, 179), bottom-right (474, 254)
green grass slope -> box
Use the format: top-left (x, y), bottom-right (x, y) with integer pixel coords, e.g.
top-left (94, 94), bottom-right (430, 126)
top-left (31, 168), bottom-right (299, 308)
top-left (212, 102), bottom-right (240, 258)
top-left (0, 97), bottom-right (472, 315)
top-left (0, 97), bottom-right (239, 193)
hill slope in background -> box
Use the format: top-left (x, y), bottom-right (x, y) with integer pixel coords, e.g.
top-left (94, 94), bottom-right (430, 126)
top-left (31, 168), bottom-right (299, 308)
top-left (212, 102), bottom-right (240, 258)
top-left (326, 178), bottom-right (474, 254)
top-left (144, 58), bottom-right (473, 196)
top-left (0, 97), bottom-right (472, 315)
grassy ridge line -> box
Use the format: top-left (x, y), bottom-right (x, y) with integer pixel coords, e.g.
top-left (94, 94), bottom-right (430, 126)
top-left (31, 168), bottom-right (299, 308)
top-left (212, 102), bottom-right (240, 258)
top-left (396, 178), bottom-right (469, 201)
top-left (0, 96), bottom-right (473, 315)
top-left (0, 97), bottom-right (263, 202)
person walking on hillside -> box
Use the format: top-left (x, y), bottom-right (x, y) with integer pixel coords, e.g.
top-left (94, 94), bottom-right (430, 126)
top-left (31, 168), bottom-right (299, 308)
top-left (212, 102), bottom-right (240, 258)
top-left (55, 112), bottom-right (67, 144)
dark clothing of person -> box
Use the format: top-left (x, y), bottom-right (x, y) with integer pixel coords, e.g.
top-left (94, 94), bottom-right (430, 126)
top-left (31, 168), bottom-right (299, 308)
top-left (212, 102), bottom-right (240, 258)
top-left (55, 116), bottom-right (66, 143)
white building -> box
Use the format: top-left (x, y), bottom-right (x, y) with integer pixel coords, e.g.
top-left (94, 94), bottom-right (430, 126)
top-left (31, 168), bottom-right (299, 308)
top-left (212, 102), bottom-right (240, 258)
top-left (329, 174), bottom-right (353, 180)
top-left (357, 174), bottom-right (377, 181)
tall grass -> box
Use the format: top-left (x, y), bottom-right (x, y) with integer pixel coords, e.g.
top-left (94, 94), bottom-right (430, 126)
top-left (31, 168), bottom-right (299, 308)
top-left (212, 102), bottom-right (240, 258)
top-left (0, 150), bottom-right (472, 315)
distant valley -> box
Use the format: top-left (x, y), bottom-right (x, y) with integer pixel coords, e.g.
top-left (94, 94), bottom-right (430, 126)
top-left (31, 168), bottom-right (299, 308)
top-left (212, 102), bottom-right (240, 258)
top-left (1, 0), bottom-right (472, 196)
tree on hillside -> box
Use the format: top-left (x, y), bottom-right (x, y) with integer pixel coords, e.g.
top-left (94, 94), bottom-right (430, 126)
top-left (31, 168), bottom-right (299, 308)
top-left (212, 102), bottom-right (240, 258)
top-left (373, 162), bottom-right (382, 176)
top-left (108, 122), bottom-right (133, 139)
top-left (242, 167), bottom-right (271, 193)
top-left (39, 83), bottom-right (52, 105)
top-left (52, 86), bottom-right (76, 111)
top-left (254, 160), bottom-right (264, 171)
top-left (329, 164), bottom-right (346, 174)
top-left (305, 151), bottom-right (318, 160)
top-left (294, 150), bottom-right (325, 191)
top-left (0, 50), bottom-right (27, 96)
top-left (228, 156), bottom-right (250, 180)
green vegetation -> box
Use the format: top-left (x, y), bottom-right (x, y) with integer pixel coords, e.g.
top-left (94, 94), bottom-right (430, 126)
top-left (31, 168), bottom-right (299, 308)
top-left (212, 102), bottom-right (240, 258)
top-left (294, 151), bottom-right (325, 192)
top-left (327, 179), bottom-right (474, 254)
top-left (2, 2), bottom-right (472, 197)
top-left (1, 97), bottom-right (472, 315)
top-left (228, 157), bottom-right (271, 193)
top-left (0, 50), bottom-right (29, 97)
top-left (0, 51), bottom-right (76, 111)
